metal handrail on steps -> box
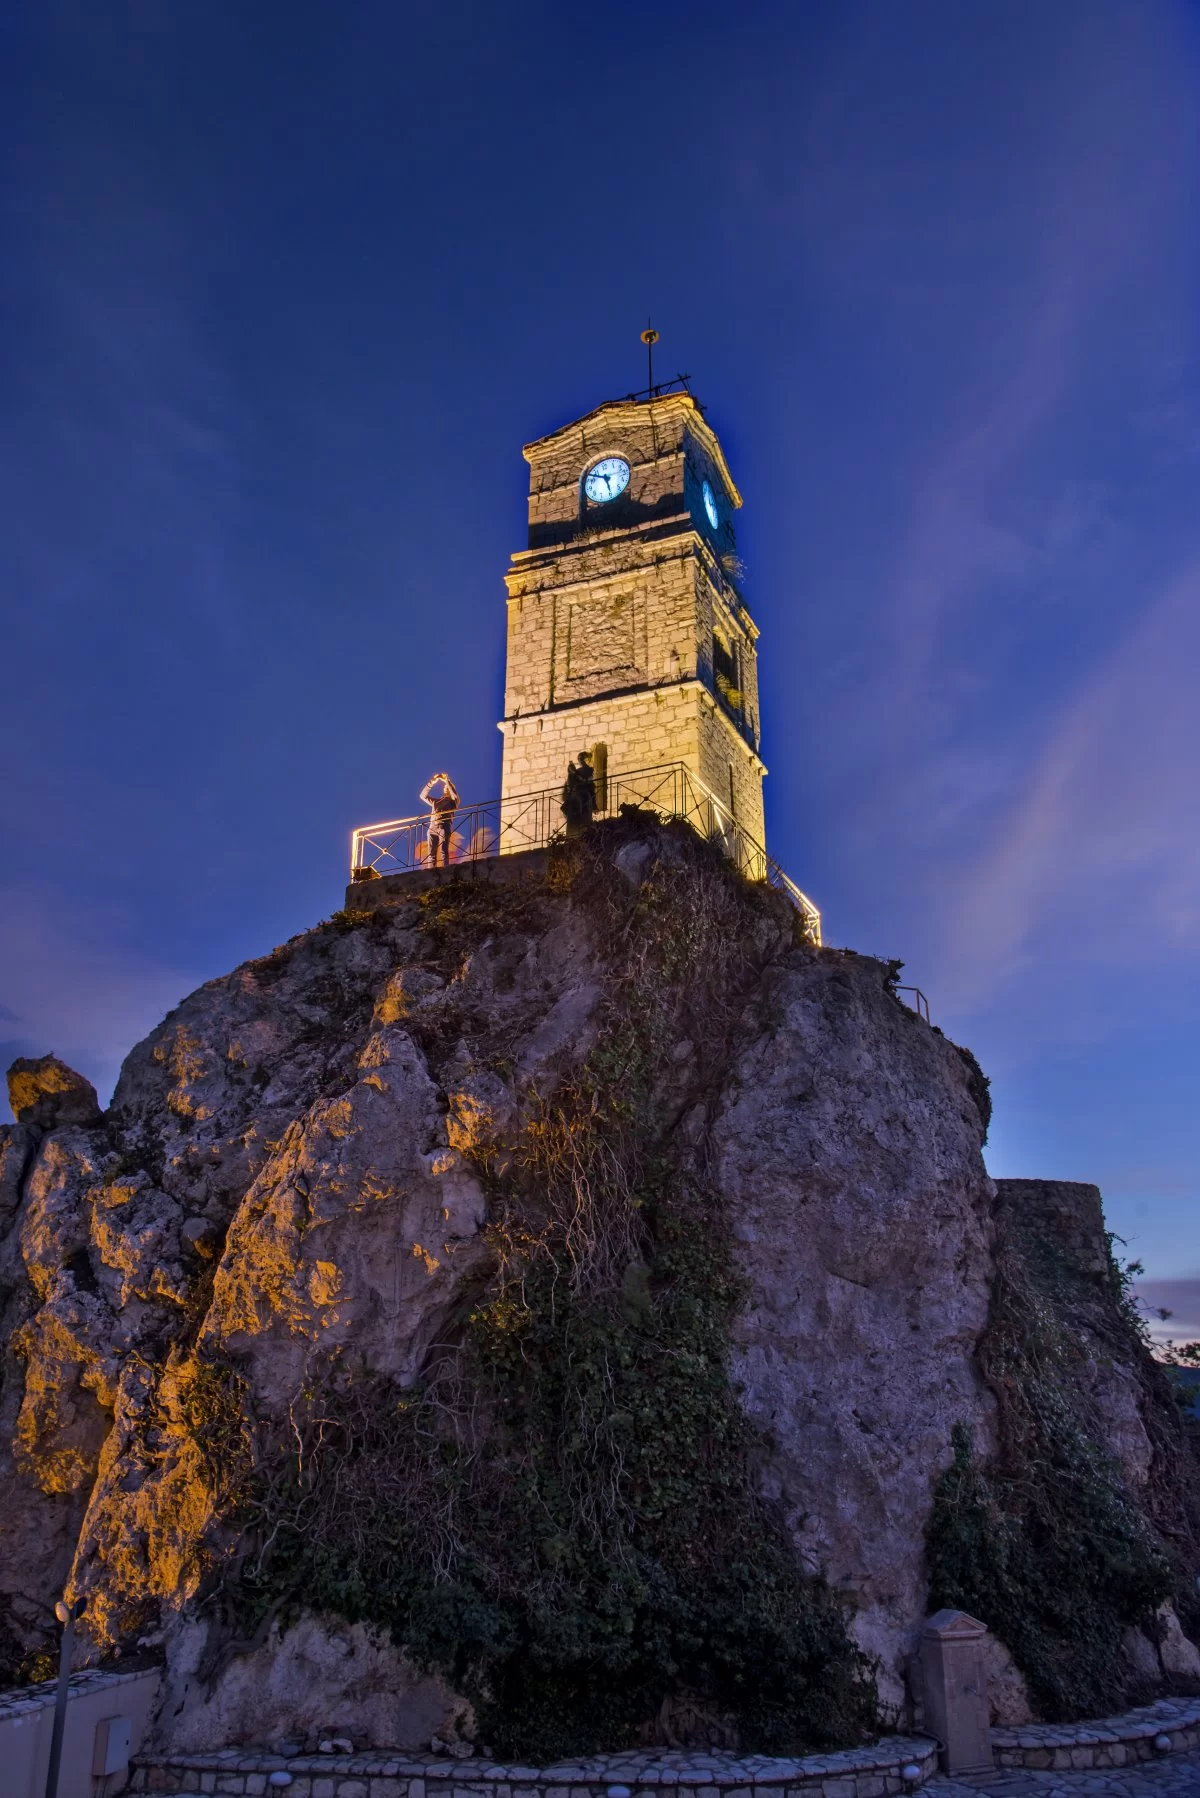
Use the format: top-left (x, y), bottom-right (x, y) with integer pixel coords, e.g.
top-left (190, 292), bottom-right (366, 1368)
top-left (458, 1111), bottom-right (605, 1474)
top-left (349, 761), bottom-right (821, 944)
top-left (895, 985), bottom-right (931, 1024)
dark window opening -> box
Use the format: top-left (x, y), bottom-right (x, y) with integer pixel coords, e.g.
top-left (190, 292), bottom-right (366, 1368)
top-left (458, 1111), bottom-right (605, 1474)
top-left (712, 633), bottom-right (742, 713)
top-left (591, 741), bottom-right (608, 811)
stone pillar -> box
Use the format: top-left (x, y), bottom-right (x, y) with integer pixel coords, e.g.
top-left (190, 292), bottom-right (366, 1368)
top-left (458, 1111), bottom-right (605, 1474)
top-left (919, 1609), bottom-right (993, 1774)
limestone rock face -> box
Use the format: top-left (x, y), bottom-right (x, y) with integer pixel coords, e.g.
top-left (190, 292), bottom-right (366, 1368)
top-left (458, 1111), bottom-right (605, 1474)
top-left (716, 954), bottom-right (996, 1704)
top-left (158, 1613), bottom-right (470, 1754)
top-left (0, 823), bottom-right (1194, 1747)
top-left (0, 889), bottom-right (606, 1706)
top-left (6, 1056), bottom-right (102, 1130)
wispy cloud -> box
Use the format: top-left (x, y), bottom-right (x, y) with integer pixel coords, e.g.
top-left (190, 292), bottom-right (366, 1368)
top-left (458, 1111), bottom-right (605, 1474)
top-left (933, 557), bottom-right (1200, 1009)
top-left (790, 4), bottom-right (1200, 1037)
top-left (0, 882), bottom-right (198, 1122)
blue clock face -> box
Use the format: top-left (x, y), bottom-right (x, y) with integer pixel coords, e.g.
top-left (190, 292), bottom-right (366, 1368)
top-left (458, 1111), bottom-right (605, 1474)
top-left (702, 479), bottom-right (719, 530)
top-left (584, 457), bottom-right (630, 504)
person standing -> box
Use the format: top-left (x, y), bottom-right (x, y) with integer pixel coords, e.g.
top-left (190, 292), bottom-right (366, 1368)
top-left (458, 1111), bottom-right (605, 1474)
top-left (560, 751), bottom-right (597, 837)
top-left (420, 772), bottom-right (459, 867)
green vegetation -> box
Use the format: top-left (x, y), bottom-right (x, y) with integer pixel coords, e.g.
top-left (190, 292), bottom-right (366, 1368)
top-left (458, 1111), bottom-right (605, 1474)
top-left (177, 1353), bottom-right (254, 1509)
top-left (927, 1199), bottom-right (1190, 1719)
top-left (946, 1040), bottom-right (991, 1139)
top-left (202, 821), bottom-right (876, 1758)
top-left (14, 1647), bottom-right (56, 1686)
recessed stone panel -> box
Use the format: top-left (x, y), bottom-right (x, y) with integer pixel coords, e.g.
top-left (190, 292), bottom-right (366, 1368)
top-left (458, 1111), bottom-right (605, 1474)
top-left (564, 588), bottom-right (642, 685)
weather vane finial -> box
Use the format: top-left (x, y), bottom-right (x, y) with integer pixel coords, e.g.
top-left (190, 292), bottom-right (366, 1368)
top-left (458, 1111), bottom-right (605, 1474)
top-left (640, 319), bottom-right (660, 394)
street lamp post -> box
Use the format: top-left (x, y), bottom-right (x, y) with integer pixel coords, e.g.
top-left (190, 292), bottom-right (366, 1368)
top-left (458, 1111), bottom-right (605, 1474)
top-left (44, 1596), bottom-right (85, 1798)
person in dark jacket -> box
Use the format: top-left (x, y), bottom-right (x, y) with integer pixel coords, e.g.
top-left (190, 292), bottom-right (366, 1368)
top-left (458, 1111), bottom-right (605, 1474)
top-left (561, 751), bottom-right (597, 837)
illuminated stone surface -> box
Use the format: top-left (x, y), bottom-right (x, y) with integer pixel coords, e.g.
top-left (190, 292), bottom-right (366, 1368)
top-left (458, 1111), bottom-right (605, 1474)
top-left (501, 394), bottom-right (766, 844)
top-left (0, 821), bottom-right (1196, 1751)
top-left (6, 1054), bottom-right (102, 1129)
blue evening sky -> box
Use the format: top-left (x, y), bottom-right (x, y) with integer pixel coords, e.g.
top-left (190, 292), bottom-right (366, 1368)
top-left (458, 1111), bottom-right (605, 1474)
top-left (2, 2), bottom-right (1198, 1324)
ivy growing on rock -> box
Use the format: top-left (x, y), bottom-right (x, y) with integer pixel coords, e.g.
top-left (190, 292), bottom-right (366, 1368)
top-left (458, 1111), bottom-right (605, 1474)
top-left (201, 820), bottom-right (877, 1759)
top-left (927, 1189), bottom-right (1199, 1719)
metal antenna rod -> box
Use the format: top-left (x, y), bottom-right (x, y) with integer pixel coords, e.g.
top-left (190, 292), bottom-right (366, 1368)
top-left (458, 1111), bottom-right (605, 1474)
top-left (640, 322), bottom-right (660, 394)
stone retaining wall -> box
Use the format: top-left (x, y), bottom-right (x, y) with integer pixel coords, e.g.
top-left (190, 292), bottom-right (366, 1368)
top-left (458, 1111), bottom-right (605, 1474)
top-left (345, 847), bottom-right (550, 910)
top-left (131, 1739), bottom-right (940, 1798)
top-left (991, 1697), bottom-right (1200, 1770)
top-left (130, 1697), bottom-right (1200, 1797)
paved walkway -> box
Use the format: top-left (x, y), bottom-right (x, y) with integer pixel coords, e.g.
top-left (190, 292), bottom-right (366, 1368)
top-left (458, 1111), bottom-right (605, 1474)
top-left (930, 1746), bottom-right (1200, 1796)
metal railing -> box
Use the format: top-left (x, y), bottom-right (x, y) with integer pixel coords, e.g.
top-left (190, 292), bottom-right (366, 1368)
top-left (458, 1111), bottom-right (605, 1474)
top-left (350, 761), bottom-right (821, 943)
top-left (895, 985), bottom-right (931, 1024)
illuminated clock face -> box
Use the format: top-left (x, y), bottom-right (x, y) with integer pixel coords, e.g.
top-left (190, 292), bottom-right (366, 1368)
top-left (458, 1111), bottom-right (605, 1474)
top-left (702, 479), bottom-right (719, 530)
top-left (584, 457), bottom-right (630, 503)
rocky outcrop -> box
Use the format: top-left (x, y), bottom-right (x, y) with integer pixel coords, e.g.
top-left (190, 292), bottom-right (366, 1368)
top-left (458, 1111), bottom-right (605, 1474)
top-left (6, 1056), bottom-right (102, 1132)
top-left (0, 819), bottom-right (1195, 1753)
top-left (157, 1614), bottom-right (470, 1755)
top-left (716, 948), bottom-right (995, 1702)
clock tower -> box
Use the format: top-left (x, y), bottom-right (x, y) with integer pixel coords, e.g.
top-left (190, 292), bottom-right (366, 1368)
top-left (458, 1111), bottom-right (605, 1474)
top-left (499, 390), bottom-right (768, 849)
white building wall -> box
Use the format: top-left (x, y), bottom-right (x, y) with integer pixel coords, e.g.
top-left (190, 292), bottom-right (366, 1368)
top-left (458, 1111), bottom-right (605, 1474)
top-left (0, 1666), bottom-right (160, 1798)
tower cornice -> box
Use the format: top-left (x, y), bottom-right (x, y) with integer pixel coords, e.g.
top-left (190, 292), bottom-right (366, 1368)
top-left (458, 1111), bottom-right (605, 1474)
top-left (522, 394), bottom-right (743, 509)
top-left (506, 522), bottom-right (759, 640)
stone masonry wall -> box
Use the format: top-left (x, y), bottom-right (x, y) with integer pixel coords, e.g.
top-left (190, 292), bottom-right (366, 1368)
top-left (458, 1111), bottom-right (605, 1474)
top-left (504, 544), bottom-right (759, 724)
top-left (500, 393), bottom-right (764, 835)
top-left (499, 679), bottom-right (765, 851)
top-left (697, 695), bottom-right (766, 845)
top-left (502, 528), bottom-right (763, 828)
top-left (991, 1180), bottom-right (1111, 1276)
top-left (703, 571), bottom-right (761, 748)
top-left (525, 401), bottom-right (690, 538)
top-left (499, 684), bottom-right (701, 808)
top-left (522, 394), bottom-right (739, 551)
top-left (502, 545), bottom-right (698, 720)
